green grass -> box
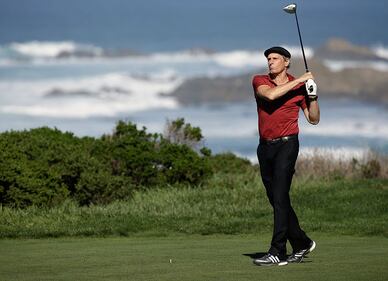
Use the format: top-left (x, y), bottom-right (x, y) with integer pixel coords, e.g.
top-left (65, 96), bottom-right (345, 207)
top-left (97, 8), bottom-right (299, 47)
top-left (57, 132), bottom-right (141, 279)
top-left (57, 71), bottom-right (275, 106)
top-left (1, 234), bottom-right (387, 281)
top-left (1, 176), bottom-right (388, 238)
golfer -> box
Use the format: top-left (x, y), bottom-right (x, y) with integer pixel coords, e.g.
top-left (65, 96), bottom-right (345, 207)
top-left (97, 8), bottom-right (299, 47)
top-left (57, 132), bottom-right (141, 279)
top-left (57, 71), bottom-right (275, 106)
top-left (252, 46), bottom-right (320, 266)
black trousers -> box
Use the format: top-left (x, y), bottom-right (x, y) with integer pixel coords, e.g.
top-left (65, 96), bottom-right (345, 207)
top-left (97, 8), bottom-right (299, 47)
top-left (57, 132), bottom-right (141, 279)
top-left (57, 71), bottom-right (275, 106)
top-left (257, 136), bottom-right (311, 257)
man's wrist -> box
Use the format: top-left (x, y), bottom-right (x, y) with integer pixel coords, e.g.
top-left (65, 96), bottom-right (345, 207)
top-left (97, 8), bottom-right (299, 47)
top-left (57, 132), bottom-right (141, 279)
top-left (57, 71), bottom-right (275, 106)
top-left (308, 95), bottom-right (318, 101)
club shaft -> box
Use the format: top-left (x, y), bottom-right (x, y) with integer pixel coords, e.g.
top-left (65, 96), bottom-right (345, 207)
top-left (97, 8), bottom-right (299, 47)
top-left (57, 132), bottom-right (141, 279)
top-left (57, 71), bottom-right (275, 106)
top-left (294, 12), bottom-right (309, 72)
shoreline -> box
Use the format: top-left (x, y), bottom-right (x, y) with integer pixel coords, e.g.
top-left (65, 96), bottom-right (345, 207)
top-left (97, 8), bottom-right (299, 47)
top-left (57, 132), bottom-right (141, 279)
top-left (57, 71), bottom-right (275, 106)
top-left (170, 59), bottom-right (388, 108)
top-left (170, 39), bottom-right (388, 107)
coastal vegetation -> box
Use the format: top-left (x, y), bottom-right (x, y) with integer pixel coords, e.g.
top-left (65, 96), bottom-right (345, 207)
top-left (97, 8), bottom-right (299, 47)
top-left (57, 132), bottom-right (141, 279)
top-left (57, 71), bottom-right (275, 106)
top-left (0, 120), bottom-right (387, 239)
top-left (0, 120), bottom-right (211, 208)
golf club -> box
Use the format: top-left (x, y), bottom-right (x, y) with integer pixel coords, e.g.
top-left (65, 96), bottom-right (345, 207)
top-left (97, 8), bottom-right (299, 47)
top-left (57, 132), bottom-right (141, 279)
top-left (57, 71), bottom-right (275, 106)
top-left (283, 3), bottom-right (309, 72)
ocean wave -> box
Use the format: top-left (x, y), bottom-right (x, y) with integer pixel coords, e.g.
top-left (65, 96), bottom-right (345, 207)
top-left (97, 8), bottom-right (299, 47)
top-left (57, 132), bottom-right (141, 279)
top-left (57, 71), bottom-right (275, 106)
top-left (323, 59), bottom-right (388, 72)
top-left (211, 45), bottom-right (313, 69)
top-left (301, 123), bottom-right (388, 140)
top-left (321, 43), bottom-right (388, 71)
top-left (0, 71), bottom-right (182, 118)
top-left (0, 40), bottom-right (313, 70)
top-left (306, 101), bottom-right (388, 139)
top-left (7, 41), bottom-right (103, 59)
top-left (203, 119), bottom-right (388, 140)
top-left (372, 44), bottom-right (388, 60)
top-left (4, 40), bottom-right (388, 72)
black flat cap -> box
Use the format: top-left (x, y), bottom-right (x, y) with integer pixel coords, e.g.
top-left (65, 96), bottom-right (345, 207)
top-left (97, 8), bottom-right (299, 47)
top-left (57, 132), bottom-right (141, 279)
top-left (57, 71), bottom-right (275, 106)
top-left (264, 46), bottom-right (291, 58)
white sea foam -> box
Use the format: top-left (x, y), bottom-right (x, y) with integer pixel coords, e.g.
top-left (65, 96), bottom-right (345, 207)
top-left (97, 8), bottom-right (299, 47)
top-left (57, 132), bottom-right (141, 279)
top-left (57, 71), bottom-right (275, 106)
top-left (0, 72), bottom-right (182, 118)
top-left (324, 60), bottom-right (388, 72)
top-left (1, 41), bottom-right (314, 73)
top-left (146, 46), bottom-right (314, 73)
top-left (300, 119), bottom-right (388, 140)
top-left (9, 41), bottom-right (103, 58)
top-left (321, 44), bottom-right (388, 71)
top-left (299, 98), bottom-right (388, 140)
top-left (212, 50), bottom-right (266, 68)
top-left (149, 50), bottom-right (213, 63)
top-left (372, 44), bottom-right (388, 60)
top-left (6, 40), bottom-right (387, 74)
top-left (279, 45), bottom-right (314, 60)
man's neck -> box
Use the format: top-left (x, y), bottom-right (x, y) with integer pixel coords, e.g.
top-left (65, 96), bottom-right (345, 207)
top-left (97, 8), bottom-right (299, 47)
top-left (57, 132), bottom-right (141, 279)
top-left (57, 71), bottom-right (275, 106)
top-left (270, 71), bottom-right (289, 85)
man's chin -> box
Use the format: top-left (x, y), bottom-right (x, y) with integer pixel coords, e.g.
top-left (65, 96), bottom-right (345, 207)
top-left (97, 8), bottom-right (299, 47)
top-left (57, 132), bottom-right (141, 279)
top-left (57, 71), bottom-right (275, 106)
top-left (269, 69), bottom-right (283, 75)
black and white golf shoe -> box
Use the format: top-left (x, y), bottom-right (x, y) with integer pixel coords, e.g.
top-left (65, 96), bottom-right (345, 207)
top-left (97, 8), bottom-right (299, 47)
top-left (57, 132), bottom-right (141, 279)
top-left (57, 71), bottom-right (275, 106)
top-left (287, 240), bottom-right (316, 263)
top-left (253, 253), bottom-right (288, 266)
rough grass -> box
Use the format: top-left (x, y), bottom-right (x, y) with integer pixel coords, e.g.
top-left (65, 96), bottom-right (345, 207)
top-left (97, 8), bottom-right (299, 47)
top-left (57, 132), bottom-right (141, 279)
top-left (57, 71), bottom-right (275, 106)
top-left (296, 149), bottom-right (388, 179)
top-left (1, 173), bottom-right (387, 238)
top-left (0, 234), bottom-right (387, 281)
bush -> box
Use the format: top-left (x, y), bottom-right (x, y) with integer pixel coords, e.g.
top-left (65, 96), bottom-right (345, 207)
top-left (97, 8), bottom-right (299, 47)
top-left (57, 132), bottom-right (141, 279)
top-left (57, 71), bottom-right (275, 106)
top-left (157, 140), bottom-right (212, 185)
top-left (0, 120), bottom-right (213, 207)
top-left (208, 152), bottom-right (256, 175)
top-left (0, 128), bottom-right (77, 207)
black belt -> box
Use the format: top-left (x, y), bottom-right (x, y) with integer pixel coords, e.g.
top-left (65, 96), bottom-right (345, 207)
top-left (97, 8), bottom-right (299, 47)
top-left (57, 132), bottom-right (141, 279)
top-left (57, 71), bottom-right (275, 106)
top-left (260, 134), bottom-right (298, 145)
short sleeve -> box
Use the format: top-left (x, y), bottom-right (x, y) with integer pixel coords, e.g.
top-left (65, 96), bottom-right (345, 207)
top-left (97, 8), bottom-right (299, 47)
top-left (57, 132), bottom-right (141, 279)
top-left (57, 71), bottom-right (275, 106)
top-left (252, 75), bottom-right (272, 90)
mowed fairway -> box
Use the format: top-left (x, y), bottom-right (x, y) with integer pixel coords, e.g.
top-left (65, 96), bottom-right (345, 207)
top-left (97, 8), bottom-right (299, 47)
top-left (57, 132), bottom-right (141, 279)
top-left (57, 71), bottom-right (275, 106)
top-left (1, 234), bottom-right (387, 281)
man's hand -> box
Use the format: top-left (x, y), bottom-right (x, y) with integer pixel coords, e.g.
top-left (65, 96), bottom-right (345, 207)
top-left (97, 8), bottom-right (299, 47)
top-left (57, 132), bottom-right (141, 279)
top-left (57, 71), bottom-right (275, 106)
top-left (305, 79), bottom-right (317, 96)
top-left (297, 71), bottom-right (314, 83)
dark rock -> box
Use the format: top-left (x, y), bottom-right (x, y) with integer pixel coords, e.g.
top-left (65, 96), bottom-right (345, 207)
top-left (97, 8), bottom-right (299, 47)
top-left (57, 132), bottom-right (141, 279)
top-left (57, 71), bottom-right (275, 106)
top-left (45, 88), bottom-right (94, 98)
top-left (171, 56), bottom-right (388, 106)
top-left (314, 38), bottom-right (386, 61)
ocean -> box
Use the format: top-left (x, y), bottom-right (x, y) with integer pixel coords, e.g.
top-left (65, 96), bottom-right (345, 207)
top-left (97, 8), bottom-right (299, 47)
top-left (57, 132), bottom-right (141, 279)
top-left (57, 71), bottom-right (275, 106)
top-left (1, 0), bottom-right (387, 161)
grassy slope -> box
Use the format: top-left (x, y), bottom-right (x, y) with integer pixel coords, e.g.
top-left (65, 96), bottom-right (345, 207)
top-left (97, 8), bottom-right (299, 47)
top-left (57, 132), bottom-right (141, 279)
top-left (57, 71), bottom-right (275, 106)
top-left (1, 176), bottom-right (387, 238)
top-left (1, 234), bottom-right (387, 281)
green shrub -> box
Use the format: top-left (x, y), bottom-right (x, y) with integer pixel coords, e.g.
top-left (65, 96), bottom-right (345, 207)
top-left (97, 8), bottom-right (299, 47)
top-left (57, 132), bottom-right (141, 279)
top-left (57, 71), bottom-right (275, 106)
top-left (208, 152), bottom-right (256, 175)
top-left (157, 140), bottom-right (212, 185)
top-left (101, 120), bottom-right (212, 187)
top-left (0, 128), bottom-right (77, 207)
top-left (75, 168), bottom-right (133, 205)
top-left (0, 120), bottom-right (213, 207)
top-left (102, 121), bottom-right (162, 186)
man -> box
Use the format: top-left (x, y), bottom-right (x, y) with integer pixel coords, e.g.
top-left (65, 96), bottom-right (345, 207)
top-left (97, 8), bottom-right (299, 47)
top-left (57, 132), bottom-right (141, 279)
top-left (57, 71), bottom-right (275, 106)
top-left (252, 46), bottom-right (320, 266)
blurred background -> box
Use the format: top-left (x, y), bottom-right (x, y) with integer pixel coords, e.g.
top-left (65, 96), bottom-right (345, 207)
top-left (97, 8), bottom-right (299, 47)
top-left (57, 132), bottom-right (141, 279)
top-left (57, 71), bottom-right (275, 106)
top-left (1, 0), bottom-right (387, 161)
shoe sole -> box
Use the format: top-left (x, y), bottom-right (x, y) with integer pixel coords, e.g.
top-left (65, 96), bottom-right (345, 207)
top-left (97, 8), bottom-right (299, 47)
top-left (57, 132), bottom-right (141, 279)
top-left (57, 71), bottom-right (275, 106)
top-left (253, 261), bottom-right (288, 266)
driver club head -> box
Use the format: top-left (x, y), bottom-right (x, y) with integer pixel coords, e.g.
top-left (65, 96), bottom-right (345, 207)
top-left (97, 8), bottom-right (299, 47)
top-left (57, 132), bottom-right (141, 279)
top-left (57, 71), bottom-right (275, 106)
top-left (283, 3), bottom-right (297, 14)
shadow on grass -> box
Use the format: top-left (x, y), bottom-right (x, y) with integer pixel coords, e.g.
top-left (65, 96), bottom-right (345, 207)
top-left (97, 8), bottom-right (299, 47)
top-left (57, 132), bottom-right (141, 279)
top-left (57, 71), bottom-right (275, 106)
top-left (243, 252), bottom-right (267, 259)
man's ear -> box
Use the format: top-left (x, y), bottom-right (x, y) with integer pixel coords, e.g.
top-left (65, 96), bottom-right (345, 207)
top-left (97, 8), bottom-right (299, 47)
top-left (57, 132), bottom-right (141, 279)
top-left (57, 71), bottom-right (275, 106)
top-left (284, 57), bottom-right (291, 69)
top-left (285, 58), bottom-right (290, 67)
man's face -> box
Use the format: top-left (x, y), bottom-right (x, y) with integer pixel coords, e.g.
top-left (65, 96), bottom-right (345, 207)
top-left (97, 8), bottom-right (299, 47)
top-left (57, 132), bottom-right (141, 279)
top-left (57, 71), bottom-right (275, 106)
top-left (267, 53), bottom-right (289, 74)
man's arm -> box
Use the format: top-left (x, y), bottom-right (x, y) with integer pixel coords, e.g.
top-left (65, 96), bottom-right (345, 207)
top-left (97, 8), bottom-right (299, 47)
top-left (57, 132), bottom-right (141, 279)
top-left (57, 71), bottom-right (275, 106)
top-left (256, 72), bottom-right (314, 101)
top-left (303, 100), bottom-right (320, 125)
top-left (303, 79), bottom-right (320, 125)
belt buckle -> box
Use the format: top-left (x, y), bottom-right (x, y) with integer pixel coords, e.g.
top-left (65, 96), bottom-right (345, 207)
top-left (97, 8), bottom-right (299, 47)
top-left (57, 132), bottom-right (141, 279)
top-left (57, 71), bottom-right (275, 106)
top-left (262, 135), bottom-right (293, 144)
